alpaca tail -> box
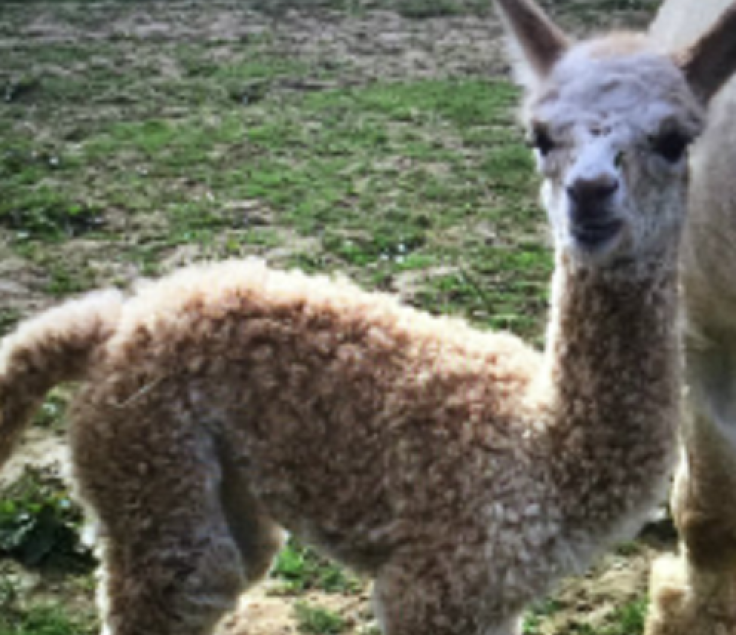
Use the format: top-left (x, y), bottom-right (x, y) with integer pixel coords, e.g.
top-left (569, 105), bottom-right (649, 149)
top-left (0, 290), bottom-right (124, 468)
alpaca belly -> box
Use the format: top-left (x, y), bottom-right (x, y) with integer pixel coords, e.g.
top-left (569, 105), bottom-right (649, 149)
top-left (212, 428), bottom-right (398, 573)
top-left (243, 457), bottom-right (401, 574)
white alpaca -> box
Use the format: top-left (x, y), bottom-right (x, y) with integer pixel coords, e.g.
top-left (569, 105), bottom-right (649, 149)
top-left (645, 2), bottom-right (736, 634)
top-left (1, 2), bottom-right (736, 634)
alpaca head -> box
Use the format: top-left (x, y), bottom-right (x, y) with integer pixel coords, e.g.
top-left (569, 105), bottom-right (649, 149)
top-left (495, 0), bottom-right (736, 268)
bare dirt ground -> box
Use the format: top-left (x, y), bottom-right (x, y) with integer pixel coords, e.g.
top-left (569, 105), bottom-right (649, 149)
top-left (0, 1), bottom-right (671, 634)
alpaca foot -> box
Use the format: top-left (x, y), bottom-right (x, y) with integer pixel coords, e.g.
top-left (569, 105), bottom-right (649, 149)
top-left (646, 554), bottom-right (693, 635)
top-left (647, 553), bottom-right (736, 635)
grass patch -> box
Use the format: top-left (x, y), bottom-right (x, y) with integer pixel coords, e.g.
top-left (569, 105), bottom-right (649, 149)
top-left (523, 596), bottom-right (648, 635)
top-left (0, 309), bottom-right (22, 338)
top-left (245, 0), bottom-right (491, 17)
top-left (0, 468), bottom-right (93, 572)
top-left (597, 598), bottom-right (648, 635)
top-left (0, 144), bottom-right (101, 241)
top-left (3, 53), bottom-right (550, 334)
top-left (523, 599), bottom-right (563, 634)
top-left (0, 599), bottom-right (96, 635)
top-left (0, 190), bottom-right (102, 241)
top-left (272, 539), bottom-right (361, 594)
top-left (551, 597), bottom-right (648, 635)
top-left (32, 391), bottom-right (71, 431)
top-left (44, 263), bottom-right (96, 297)
top-left (294, 602), bottom-right (347, 635)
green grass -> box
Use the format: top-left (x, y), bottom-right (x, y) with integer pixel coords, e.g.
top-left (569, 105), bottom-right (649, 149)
top-left (272, 539), bottom-right (361, 594)
top-left (32, 391), bottom-right (71, 430)
top-left (567, 598), bottom-right (648, 635)
top-left (294, 602), bottom-right (348, 635)
top-left (0, 601), bottom-right (96, 635)
top-left (242, 0), bottom-right (492, 18)
top-left (0, 468), bottom-right (93, 571)
top-left (0, 471), bottom-right (97, 635)
top-left (523, 599), bottom-right (563, 634)
top-left (604, 598), bottom-right (648, 635)
top-left (523, 596), bottom-right (648, 635)
top-left (0, 38), bottom-right (550, 337)
top-left (0, 309), bottom-right (21, 338)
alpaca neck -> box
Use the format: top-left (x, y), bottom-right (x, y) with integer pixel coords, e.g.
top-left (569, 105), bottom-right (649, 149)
top-left (542, 251), bottom-right (680, 536)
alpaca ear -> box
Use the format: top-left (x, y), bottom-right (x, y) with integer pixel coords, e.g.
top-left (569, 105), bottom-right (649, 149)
top-left (675, 2), bottom-right (736, 102)
top-left (494, 0), bottom-right (569, 90)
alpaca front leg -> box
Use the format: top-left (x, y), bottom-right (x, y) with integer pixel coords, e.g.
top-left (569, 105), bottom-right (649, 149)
top-left (647, 551), bottom-right (736, 635)
top-left (646, 345), bottom-right (736, 635)
top-left (673, 342), bottom-right (736, 570)
top-left (373, 554), bottom-right (521, 635)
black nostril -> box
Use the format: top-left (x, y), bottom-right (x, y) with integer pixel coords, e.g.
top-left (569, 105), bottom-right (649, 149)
top-left (567, 176), bottom-right (619, 206)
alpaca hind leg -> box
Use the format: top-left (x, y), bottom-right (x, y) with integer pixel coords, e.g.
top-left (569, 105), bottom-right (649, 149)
top-left (72, 407), bottom-right (246, 635)
top-left (97, 526), bottom-right (244, 635)
top-left (219, 457), bottom-right (284, 587)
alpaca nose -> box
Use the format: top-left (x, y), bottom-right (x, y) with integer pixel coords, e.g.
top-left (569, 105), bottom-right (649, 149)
top-left (566, 175), bottom-right (619, 221)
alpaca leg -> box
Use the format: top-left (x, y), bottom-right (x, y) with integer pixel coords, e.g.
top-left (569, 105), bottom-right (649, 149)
top-left (71, 403), bottom-right (247, 635)
top-left (91, 458), bottom-right (281, 635)
top-left (647, 550), bottom-right (736, 635)
top-left (97, 526), bottom-right (245, 635)
top-left (647, 443), bottom-right (736, 635)
top-left (219, 457), bottom-right (284, 587)
top-left (373, 553), bottom-right (520, 635)
top-left (647, 440), bottom-right (736, 635)
top-left (93, 483), bottom-right (246, 635)
top-left (646, 554), bottom-right (690, 635)
top-left (673, 338), bottom-right (736, 570)
top-left (647, 337), bottom-right (736, 635)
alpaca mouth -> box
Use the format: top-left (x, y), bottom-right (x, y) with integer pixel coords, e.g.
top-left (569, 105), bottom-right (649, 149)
top-left (571, 219), bottom-right (624, 248)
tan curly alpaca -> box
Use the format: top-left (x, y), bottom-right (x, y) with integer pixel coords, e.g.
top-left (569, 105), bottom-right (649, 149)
top-left (3, 2), bottom-right (736, 634)
top-left (645, 2), bottom-right (736, 634)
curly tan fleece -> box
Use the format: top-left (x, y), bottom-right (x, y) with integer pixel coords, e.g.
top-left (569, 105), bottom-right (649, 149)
top-left (0, 252), bottom-right (680, 635)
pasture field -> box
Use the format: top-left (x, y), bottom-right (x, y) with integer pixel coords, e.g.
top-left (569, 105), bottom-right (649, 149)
top-left (0, 1), bottom-right (665, 634)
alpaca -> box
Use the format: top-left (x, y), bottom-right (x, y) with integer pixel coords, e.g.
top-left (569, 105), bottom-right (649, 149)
top-left (645, 2), bottom-right (736, 634)
top-left (2, 2), bottom-right (736, 634)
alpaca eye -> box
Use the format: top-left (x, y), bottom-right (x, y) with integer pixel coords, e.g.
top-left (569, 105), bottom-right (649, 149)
top-left (651, 132), bottom-right (690, 163)
top-left (530, 127), bottom-right (555, 157)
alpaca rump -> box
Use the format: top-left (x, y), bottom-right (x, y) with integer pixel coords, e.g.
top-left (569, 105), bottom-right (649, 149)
top-left (5, 0), bottom-right (736, 633)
